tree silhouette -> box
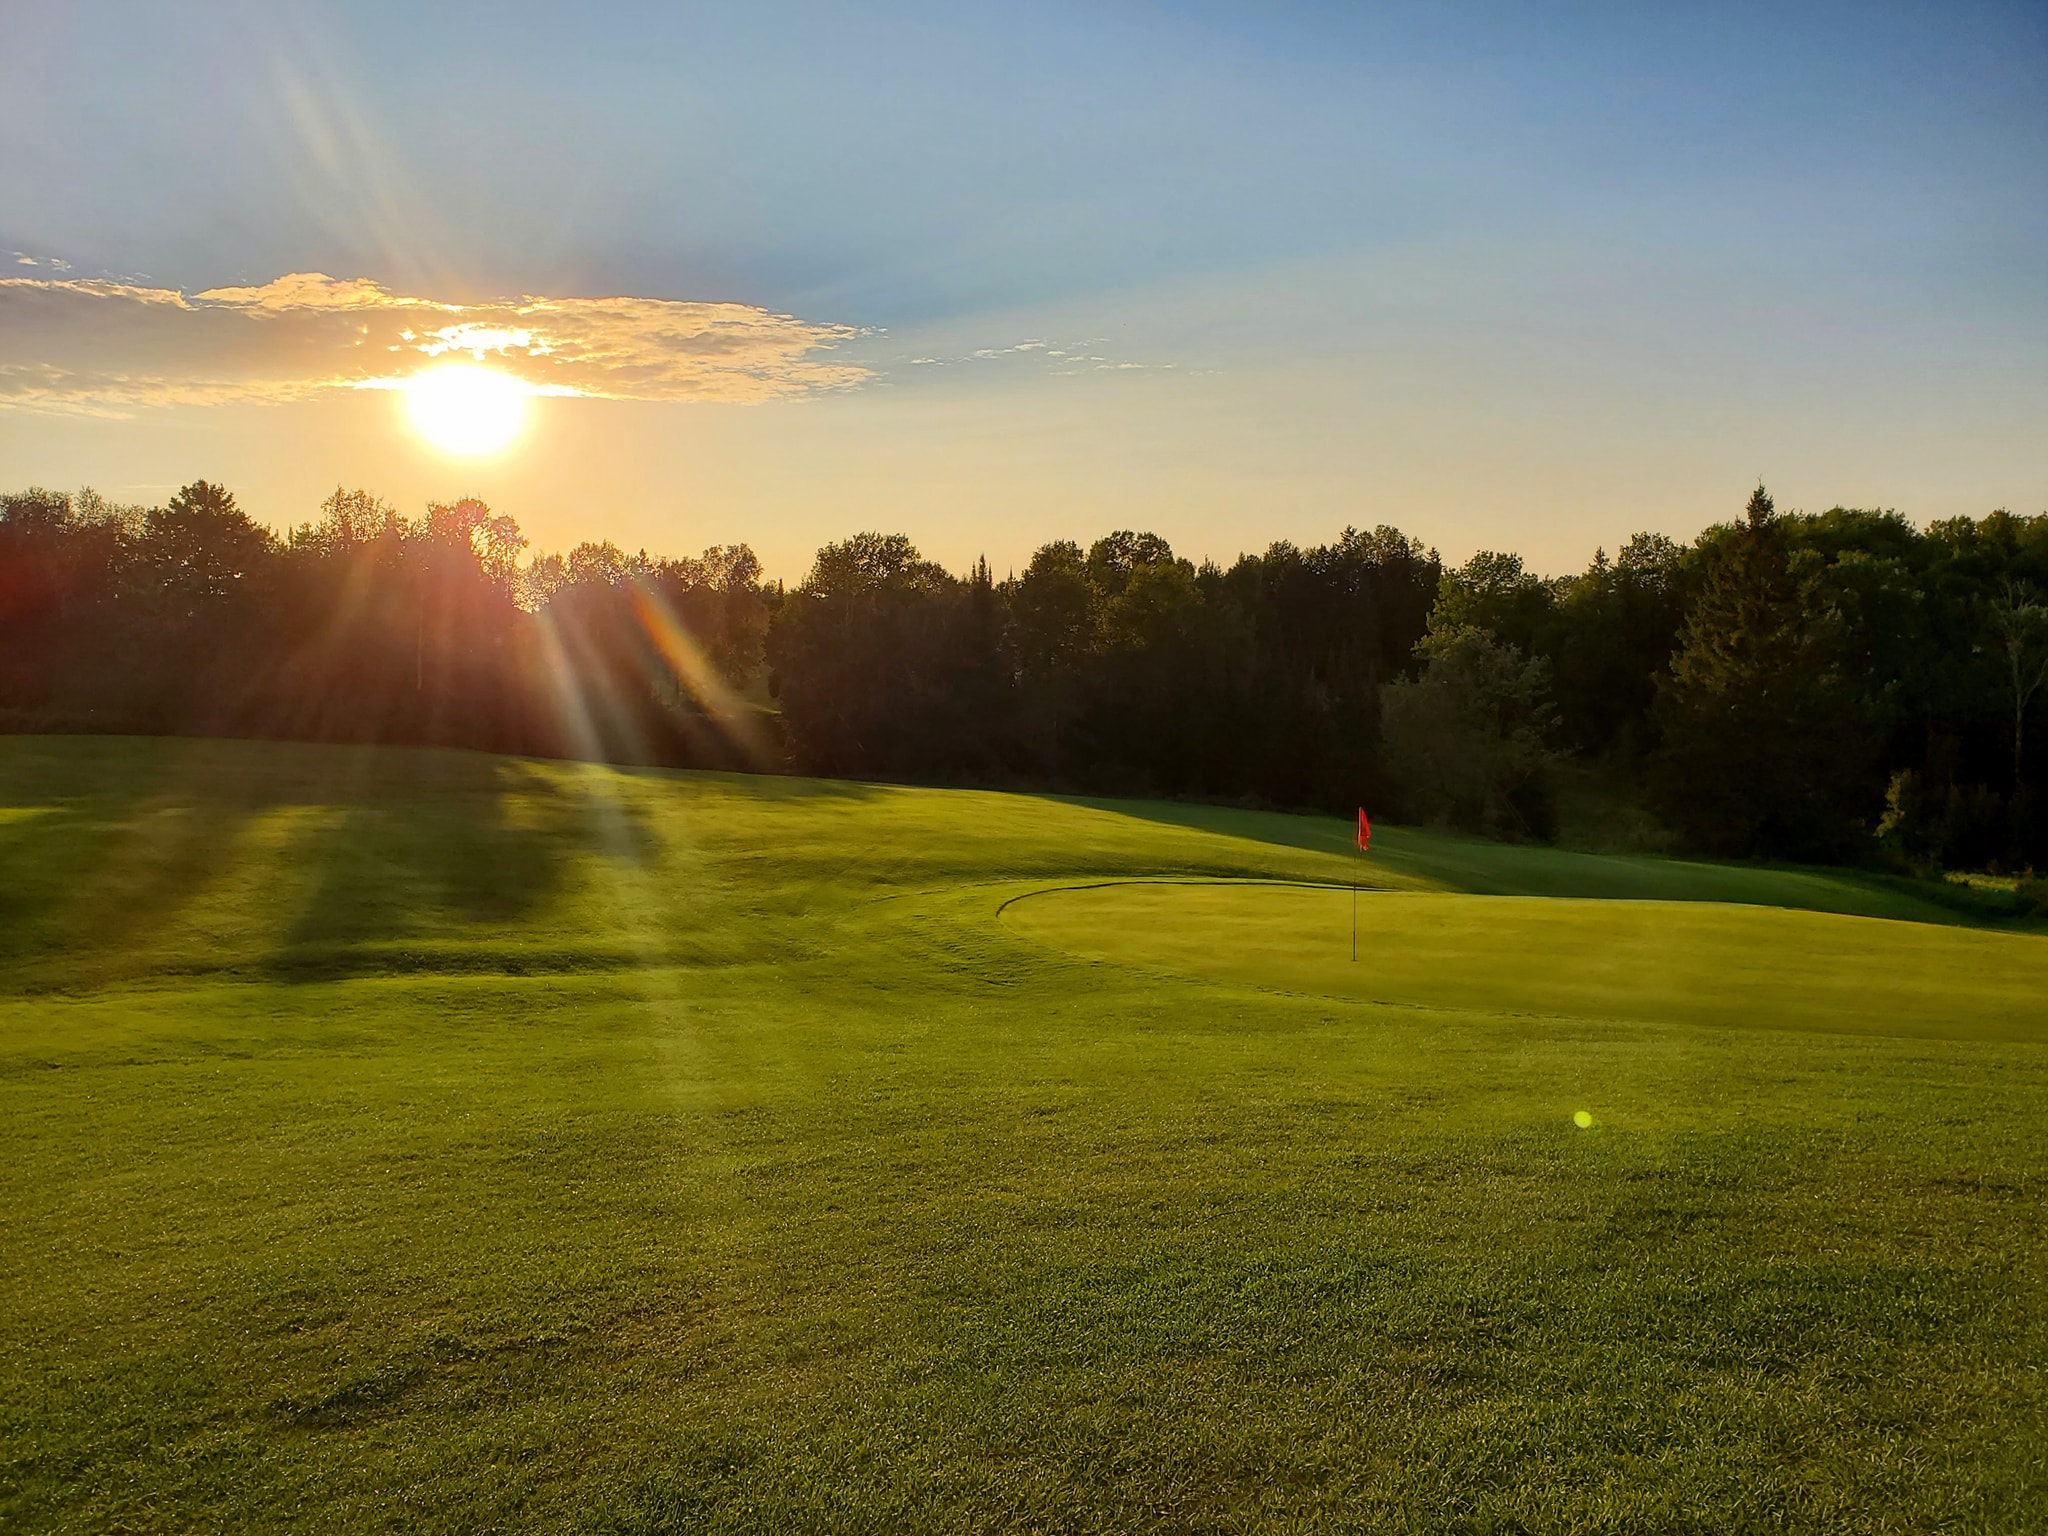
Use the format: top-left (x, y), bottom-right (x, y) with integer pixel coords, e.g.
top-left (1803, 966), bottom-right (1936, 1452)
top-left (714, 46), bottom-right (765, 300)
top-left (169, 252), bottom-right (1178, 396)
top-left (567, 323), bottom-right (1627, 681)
top-left (6, 474), bottom-right (2048, 871)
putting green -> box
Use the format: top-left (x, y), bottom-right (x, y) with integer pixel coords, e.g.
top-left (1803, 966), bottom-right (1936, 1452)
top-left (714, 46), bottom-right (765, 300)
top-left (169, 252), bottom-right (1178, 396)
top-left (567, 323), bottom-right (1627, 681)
top-left (1003, 880), bottom-right (2048, 1040)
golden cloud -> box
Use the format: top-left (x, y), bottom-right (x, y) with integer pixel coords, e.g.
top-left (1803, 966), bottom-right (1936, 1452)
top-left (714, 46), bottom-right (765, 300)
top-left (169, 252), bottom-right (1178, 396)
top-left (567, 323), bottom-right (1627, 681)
top-left (0, 272), bottom-right (869, 414)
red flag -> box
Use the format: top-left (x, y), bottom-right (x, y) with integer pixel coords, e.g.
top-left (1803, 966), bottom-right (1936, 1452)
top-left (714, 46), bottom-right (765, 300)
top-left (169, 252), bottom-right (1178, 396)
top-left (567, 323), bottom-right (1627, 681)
top-left (1356, 808), bottom-right (1371, 852)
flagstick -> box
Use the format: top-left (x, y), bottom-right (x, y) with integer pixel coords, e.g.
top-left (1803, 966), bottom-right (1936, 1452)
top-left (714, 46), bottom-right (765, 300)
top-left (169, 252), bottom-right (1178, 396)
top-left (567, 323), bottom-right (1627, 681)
top-left (1352, 808), bottom-right (1369, 962)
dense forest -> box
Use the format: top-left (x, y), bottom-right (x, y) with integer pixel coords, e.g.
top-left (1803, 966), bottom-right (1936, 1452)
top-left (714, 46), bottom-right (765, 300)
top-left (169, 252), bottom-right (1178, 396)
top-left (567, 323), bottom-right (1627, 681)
top-left (3, 480), bottom-right (2046, 872)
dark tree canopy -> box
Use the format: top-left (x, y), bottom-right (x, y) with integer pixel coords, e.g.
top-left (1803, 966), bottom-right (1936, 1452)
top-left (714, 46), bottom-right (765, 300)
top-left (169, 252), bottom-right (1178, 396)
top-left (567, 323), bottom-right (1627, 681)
top-left (3, 479), bottom-right (2045, 870)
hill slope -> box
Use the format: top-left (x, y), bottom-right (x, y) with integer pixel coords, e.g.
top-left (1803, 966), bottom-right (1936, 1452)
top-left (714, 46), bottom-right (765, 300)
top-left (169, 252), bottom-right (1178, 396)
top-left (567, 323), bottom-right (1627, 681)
top-left (0, 735), bottom-right (1990, 993)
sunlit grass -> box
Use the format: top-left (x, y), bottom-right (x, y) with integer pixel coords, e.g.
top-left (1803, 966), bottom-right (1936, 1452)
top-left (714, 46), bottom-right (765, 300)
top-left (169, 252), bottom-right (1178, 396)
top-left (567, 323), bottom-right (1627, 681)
top-left (2, 736), bottom-right (2044, 1533)
top-left (1003, 882), bottom-right (2048, 1040)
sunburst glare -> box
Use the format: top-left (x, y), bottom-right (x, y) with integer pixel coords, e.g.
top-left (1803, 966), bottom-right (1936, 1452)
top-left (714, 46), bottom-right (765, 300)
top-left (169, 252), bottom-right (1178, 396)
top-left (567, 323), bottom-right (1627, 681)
top-left (401, 363), bottom-right (532, 456)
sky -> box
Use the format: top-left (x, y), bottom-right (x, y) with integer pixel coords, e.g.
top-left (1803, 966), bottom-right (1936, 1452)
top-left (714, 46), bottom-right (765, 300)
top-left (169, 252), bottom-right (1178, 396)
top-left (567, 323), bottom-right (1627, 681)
top-left (2, 0), bottom-right (2044, 580)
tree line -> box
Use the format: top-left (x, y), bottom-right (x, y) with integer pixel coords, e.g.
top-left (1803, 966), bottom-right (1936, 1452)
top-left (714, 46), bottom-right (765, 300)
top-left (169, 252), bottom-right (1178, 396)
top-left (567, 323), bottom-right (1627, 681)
top-left (3, 479), bottom-right (2045, 872)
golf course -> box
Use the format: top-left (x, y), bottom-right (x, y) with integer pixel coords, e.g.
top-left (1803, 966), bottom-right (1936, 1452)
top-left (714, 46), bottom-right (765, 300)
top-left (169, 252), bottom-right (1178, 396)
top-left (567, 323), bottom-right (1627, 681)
top-left (4, 734), bottom-right (2045, 1533)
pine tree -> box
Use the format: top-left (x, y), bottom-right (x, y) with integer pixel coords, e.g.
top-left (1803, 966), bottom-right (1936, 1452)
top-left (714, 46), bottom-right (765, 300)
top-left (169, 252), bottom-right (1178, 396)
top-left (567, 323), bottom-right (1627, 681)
top-left (1652, 486), bottom-right (1875, 858)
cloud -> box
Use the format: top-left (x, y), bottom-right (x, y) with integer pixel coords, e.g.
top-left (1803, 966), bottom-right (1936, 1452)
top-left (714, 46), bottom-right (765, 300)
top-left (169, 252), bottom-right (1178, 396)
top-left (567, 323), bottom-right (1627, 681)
top-left (0, 272), bottom-right (869, 414)
top-left (906, 335), bottom-right (1169, 376)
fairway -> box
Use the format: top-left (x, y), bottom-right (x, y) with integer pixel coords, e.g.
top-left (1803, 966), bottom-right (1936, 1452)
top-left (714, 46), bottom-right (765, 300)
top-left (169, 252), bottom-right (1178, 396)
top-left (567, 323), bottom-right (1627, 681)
top-left (4, 737), bottom-right (2047, 1534)
top-left (1003, 881), bottom-right (2048, 1040)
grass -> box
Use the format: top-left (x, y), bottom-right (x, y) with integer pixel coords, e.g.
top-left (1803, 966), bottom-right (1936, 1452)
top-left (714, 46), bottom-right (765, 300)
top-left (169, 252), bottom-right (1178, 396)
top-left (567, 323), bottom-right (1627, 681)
top-left (2, 734), bottom-right (2045, 1533)
top-left (1003, 884), bottom-right (2048, 1040)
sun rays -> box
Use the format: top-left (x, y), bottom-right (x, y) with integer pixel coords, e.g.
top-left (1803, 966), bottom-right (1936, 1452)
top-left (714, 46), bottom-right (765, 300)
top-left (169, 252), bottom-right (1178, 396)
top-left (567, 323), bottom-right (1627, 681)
top-left (399, 363), bottom-right (534, 457)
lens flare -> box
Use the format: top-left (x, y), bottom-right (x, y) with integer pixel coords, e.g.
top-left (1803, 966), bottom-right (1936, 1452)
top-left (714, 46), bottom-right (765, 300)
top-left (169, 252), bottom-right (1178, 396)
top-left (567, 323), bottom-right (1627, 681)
top-left (402, 364), bottom-right (530, 456)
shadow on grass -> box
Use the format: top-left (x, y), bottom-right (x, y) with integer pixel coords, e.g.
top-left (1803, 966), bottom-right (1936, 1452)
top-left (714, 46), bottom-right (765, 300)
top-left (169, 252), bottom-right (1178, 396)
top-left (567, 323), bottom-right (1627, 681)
top-left (1039, 791), bottom-right (2033, 927)
top-left (0, 734), bottom-right (914, 987)
top-left (0, 736), bottom-right (668, 985)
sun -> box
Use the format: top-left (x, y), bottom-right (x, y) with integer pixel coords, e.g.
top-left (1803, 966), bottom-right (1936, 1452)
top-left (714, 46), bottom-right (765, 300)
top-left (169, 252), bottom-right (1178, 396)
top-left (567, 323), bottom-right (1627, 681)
top-left (402, 364), bottom-right (531, 456)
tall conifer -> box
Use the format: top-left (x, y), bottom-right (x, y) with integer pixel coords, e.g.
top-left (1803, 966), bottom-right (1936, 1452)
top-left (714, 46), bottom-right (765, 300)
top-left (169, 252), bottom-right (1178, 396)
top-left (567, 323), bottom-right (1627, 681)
top-left (1653, 486), bottom-right (1873, 857)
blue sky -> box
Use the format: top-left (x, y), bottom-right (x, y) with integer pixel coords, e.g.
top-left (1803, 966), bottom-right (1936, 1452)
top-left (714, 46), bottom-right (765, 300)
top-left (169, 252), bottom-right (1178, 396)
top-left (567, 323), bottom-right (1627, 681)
top-left (2, 0), bottom-right (2043, 576)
